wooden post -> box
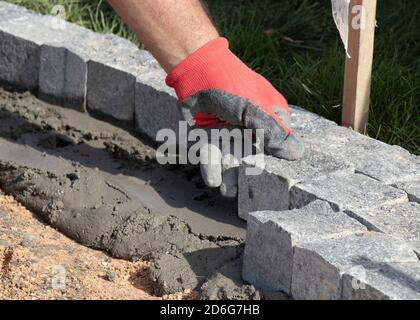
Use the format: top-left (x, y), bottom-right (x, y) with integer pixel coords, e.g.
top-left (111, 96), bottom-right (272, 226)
top-left (342, 0), bottom-right (377, 133)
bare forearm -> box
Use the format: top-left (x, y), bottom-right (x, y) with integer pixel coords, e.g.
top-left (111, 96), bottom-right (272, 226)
top-left (108, 0), bottom-right (219, 72)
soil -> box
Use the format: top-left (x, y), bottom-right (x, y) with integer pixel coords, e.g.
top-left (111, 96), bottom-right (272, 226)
top-left (0, 192), bottom-right (197, 300)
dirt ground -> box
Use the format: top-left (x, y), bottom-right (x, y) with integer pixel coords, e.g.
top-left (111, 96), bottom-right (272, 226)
top-left (0, 191), bottom-right (198, 300)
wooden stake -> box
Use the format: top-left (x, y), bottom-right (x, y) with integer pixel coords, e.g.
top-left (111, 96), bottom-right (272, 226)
top-left (342, 0), bottom-right (377, 133)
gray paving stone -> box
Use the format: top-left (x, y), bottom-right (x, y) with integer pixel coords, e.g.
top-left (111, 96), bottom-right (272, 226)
top-left (341, 262), bottom-right (420, 300)
top-left (84, 35), bottom-right (169, 126)
top-left (291, 109), bottom-right (420, 185)
top-left (67, 37), bottom-right (167, 124)
top-left (37, 35), bottom-right (102, 113)
top-left (347, 202), bottom-right (420, 255)
top-left (0, 5), bottom-right (93, 105)
top-left (0, 2), bottom-right (120, 51)
top-left (0, 4), bottom-right (44, 91)
top-left (84, 34), bottom-right (179, 128)
top-left (290, 172), bottom-right (409, 213)
top-left (90, 33), bottom-right (158, 80)
top-left (134, 71), bottom-right (182, 143)
top-left (59, 36), bottom-right (155, 120)
top-left (243, 200), bottom-right (366, 294)
top-left (39, 45), bottom-right (87, 111)
top-left (65, 34), bottom-right (144, 124)
top-left (395, 180), bottom-right (420, 203)
top-left (86, 61), bottom-right (136, 125)
top-left (0, 5), bottom-right (81, 47)
top-left (0, 1), bottom-right (33, 23)
top-left (0, 30), bottom-right (40, 92)
top-left (291, 232), bottom-right (419, 300)
top-left (240, 105), bottom-right (416, 221)
top-left (349, 141), bottom-right (420, 185)
top-left (289, 105), bottom-right (338, 136)
top-left (0, 1), bottom-right (19, 12)
top-left (238, 150), bottom-right (354, 220)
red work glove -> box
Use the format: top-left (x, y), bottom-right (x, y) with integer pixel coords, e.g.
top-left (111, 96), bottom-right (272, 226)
top-left (166, 37), bottom-right (304, 196)
top-left (166, 37), bottom-right (303, 158)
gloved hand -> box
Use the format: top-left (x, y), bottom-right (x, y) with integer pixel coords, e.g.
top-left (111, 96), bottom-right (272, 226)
top-left (194, 126), bottom-right (258, 198)
top-left (166, 37), bottom-right (304, 197)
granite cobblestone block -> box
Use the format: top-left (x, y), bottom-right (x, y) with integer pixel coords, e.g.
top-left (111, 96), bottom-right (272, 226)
top-left (347, 202), bottom-right (420, 255)
top-left (341, 262), bottom-right (420, 300)
top-left (292, 232), bottom-right (420, 300)
top-left (238, 150), bottom-right (354, 220)
top-left (134, 73), bottom-right (181, 143)
top-left (86, 61), bottom-right (136, 125)
top-left (242, 201), bottom-right (366, 294)
top-left (290, 172), bottom-right (409, 213)
top-left (290, 106), bottom-right (420, 185)
top-left (0, 30), bottom-right (40, 92)
top-left (39, 45), bottom-right (87, 111)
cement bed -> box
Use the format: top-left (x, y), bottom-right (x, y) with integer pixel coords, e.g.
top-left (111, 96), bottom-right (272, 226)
top-left (0, 88), bottom-right (257, 299)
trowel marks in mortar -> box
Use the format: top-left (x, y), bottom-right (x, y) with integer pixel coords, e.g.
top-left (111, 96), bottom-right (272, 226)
top-left (0, 88), bottom-right (259, 298)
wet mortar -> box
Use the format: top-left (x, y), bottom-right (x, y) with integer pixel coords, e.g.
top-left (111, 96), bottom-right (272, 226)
top-left (0, 88), bottom-right (263, 299)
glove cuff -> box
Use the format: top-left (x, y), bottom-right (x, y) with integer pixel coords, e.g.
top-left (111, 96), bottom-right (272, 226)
top-left (166, 37), bottom-right (230, 101)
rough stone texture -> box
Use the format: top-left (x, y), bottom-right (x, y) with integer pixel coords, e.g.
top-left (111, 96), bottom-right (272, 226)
top-left (39, 45), bottom-right (87, 111)
top-left (239, 106), bottom-right (419, 222)
top-left (238, 149), bottom-right (354, 220)
top-left (292, 232), bottom-right (419, 300)
top-left (55, 31), bottom-right (157, 125)
top-left (238, 107), bottom-right (420, 299)
top-left (81, 34), bottom-right (176, 128)
top-left (85, 35), bottom-right (158, 126)
top-left (290, 172), bottom-right (409, 213)
top-left (347, 203), bottom-right (420, 255)
top-left (395, 180), bottom-right (420, 203)
top-left (341, 262), bottom-right (420, 300)
top-left (289, 105), bottom-right (338, 135)
top-left (243, 201), bottom-right (366, 294)
top-left (290, 106), bottom-right (420, 185)
top-left (37, 34), bottom-right (98, 111)
top-left (87, 61), bottom-right (136, 125)
top-left (0, 30), bottom-right (40, 92)
top-left (134, 71), bottom-right (182, 143)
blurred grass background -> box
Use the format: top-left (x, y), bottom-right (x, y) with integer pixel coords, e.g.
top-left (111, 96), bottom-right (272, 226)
top-left (5, 0), bottom-right (420, 154)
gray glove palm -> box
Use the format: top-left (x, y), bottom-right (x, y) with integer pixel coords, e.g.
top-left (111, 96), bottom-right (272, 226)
top-left (178, 91), bottom-right (305, 198)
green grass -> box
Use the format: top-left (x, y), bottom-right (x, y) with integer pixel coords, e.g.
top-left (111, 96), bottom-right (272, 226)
top-left (6, 0), bottom-right (420, 154)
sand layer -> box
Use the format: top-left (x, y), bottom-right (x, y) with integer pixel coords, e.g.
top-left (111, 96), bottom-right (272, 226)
top-left (0, 192), bottom-right (197, 300)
